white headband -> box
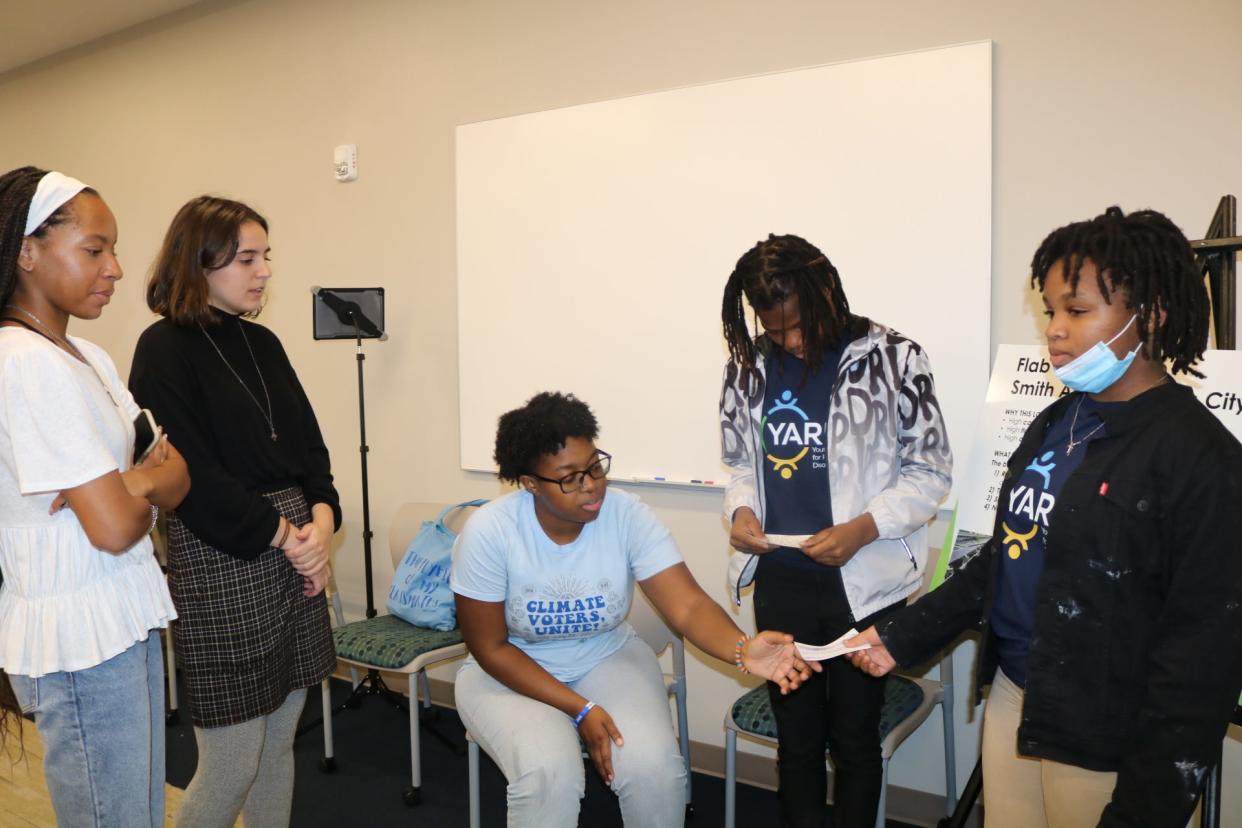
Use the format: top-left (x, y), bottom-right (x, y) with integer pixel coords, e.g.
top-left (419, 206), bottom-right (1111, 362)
top-left (24, 171), bottom-right (88, 236)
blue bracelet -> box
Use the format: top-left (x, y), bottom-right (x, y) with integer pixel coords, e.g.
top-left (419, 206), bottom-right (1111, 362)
top-left (572, 701), bottom-right (596, 728)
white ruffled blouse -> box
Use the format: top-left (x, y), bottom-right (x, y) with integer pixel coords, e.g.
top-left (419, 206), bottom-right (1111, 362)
top-left (0, 329), bottom-right (175, 678)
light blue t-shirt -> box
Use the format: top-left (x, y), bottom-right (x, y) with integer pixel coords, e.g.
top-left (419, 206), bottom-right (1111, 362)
top-left (450, 487), bottom-right (682, 683)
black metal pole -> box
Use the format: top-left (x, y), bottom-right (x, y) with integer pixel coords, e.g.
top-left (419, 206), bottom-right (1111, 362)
top-left (355, 327), bottom-right (376, 618)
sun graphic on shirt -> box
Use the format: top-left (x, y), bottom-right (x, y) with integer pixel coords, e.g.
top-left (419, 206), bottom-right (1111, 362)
top-left (543, 576), bottom-right (591, 602)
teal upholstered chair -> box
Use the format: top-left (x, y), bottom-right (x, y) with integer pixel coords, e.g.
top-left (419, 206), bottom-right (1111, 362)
top-left (320, 502), bottom-right (477, 806)
top-left (723, 651), bottom-right (958, 828)
top-left (724, 554), bottom-right (962, 828)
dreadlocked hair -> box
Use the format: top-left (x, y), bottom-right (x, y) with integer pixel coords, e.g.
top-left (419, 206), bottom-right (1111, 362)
top-left (1030, 206), bottom-right (1209, 378)
top-left (494, 392), bottom-right (599, 484)
top-left (722, 233), bottom-right (852, 386)
top-left (2, 167), bottom-right (101, 309)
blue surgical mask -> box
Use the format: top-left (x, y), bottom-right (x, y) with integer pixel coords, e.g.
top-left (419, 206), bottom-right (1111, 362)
top-left (1053, 314), bottom-right (1139, 393)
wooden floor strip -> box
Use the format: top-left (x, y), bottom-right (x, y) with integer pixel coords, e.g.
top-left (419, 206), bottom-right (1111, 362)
top-left (0, 719), bottom-right (208, 827)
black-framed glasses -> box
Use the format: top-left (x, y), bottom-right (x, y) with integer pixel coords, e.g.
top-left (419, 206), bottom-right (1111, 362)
top-left (529, 451), bottom-right (611, 493)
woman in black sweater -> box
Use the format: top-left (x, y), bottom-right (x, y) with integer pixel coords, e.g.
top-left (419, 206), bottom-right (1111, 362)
top-left (130, 196), bottom-right (340, 828)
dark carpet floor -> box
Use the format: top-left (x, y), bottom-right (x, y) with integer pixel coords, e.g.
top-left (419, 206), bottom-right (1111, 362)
top-left (163, 674), bottom-right (922, 827)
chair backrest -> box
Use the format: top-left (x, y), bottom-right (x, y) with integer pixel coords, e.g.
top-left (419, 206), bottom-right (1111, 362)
top-left (388, 501), bottom-right (482, 570)
top-left (626, 588), bottom-right (687, 680)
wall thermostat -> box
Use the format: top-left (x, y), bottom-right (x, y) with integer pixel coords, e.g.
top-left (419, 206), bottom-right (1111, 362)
top-left (334, 144), bottom-right (358, 182)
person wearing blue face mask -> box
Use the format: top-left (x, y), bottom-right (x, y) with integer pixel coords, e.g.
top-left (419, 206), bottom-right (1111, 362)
top-left (845, 207), bottom-right (1242, 828)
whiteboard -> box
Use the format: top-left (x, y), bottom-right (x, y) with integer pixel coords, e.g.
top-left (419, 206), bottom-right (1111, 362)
top-left (457, 42), bottom-right (991, 497)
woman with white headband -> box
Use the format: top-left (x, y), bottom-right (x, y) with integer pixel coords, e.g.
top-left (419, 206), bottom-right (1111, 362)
top-left (0, 166), bottom-right (190, 826)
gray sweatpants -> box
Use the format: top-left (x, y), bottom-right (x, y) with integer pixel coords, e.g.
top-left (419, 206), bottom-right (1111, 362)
top-left (175, 688), bottom-right (308, 828)
top-left (455, 635), bottom-right (687, 827)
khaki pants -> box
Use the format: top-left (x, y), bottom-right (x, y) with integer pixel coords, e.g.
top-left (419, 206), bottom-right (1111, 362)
top-left (981, 669), bottom-right (1117, 828)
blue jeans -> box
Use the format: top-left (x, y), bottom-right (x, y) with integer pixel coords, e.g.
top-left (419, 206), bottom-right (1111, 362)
top-left (9, 632), bottom-right (166, 828)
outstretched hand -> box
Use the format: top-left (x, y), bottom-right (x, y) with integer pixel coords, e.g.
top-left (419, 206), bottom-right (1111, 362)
top-left (743, 631), bottom-right (821, 693)
top-left (844, 626), bottom-right (896, 677)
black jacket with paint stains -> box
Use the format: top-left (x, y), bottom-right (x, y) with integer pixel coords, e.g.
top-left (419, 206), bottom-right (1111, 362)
top-left (879, 382), bottom-right (1242, 827)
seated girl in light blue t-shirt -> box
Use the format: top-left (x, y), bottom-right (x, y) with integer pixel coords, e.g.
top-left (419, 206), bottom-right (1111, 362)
top-left (451, 391), bottom-right (815, 828)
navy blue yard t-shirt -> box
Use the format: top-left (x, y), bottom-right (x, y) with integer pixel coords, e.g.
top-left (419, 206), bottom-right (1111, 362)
top-left (991, 395), bottom-right (1112, 687)
top-left (761, 345), bottom-right (844, 570)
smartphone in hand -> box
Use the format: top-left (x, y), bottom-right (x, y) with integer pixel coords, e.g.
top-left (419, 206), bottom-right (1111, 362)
top-left (133, 409), bottom-right (163, 465)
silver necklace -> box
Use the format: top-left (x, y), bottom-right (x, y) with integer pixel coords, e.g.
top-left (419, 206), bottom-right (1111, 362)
top-left (1065, 397), bottom-right (1105, 456)
top-left (3, 304), bottom-right (122, 409)
top-left (3, 304), bottom-right (89, 363)
top-left (1065, 374), bottom-right (1169, 456)
top-left (199, 320), bottom-right (278, 441)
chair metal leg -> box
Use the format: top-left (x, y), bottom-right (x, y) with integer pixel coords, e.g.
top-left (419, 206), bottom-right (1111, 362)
top-left (941, 657), bottom-right (958, 812)
top-left (876, 757), bottom-right (889, 828)
top-left (163, 626), bottom-right (180, 725)
top-left (724, 729), bottom-right (737, 828)
top-left (468, 739), bottom-right (481, 828)
top-left (419, 670), bottom-right (434, 710)
top-left (319, 678), bottom-right (337, 772)
top-left (404, 675), bottom-right (422, 806)
top-left (675, 678), bottom-right (692, 813)
top-left (941, 701), bottom-right (957, 813)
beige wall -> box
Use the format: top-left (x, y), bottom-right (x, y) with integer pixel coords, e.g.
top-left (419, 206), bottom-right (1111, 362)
top-left (2, 0), bottom-right (1240, 811)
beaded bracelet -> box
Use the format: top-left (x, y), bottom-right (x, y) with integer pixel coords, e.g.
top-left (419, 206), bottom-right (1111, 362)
top-left (572, 701), bottom-right (597, 728)
top-left (147, 505), bottom-right (159, 536)
top-left (733, 635), bottom-right (750, 674)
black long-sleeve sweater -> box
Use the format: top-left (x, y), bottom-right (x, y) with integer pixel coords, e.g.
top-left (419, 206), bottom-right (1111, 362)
top-left (129, 309), bottom-right (341, 559)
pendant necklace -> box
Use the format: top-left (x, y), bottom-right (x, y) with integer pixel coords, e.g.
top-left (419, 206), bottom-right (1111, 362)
top-left (1065, 373), bottom-right (1169, 456)
top-left (199, 319), bottom-right (278, 441)
top-left (1065, 397), bottom-right (1104, 456)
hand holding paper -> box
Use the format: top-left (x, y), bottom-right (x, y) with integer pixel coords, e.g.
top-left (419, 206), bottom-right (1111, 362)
top-left (744, 630), bottom-right (822, 693)
top-left (795, 628), bottom-right (872, 662)
top-left (763, 533), bottom-right (813, 548)
top-left (842, 626), bottom-right (897, 677)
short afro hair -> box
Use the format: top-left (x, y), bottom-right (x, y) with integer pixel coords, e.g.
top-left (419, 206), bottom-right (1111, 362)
top-left (494, 392), bottom-right (599, 484)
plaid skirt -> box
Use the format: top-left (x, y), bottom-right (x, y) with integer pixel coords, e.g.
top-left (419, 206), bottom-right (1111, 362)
top-left (166, 486), bottom-right (335, 728)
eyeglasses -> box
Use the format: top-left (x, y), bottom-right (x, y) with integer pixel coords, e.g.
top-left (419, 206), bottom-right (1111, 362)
top-left (529, 451), bottom-right (611, 493)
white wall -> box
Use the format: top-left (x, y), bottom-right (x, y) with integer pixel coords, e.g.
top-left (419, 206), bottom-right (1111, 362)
top-left (2, 0), bottom-right (1240, 812)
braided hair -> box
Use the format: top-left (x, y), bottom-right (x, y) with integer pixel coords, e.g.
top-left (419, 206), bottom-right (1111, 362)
top-left (1, 166), bottom-right (99, 309)
top-left (722, 233), bottom-right (852, 386)
top-left (1030, 206), bottom-right (1209, 377)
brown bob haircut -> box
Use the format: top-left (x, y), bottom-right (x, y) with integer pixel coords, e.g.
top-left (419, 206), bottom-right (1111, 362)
top-left (147, 195), bottom-right (269, 326)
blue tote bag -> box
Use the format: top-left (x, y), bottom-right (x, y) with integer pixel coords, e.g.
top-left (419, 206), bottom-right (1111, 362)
top-left (386, 499), bottom-right (488, 630)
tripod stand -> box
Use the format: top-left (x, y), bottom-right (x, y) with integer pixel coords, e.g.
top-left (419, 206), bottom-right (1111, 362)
top-left (325, 327), bottom-right (459, 767)
top-left (300, 289), bottom-right (462, 805)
